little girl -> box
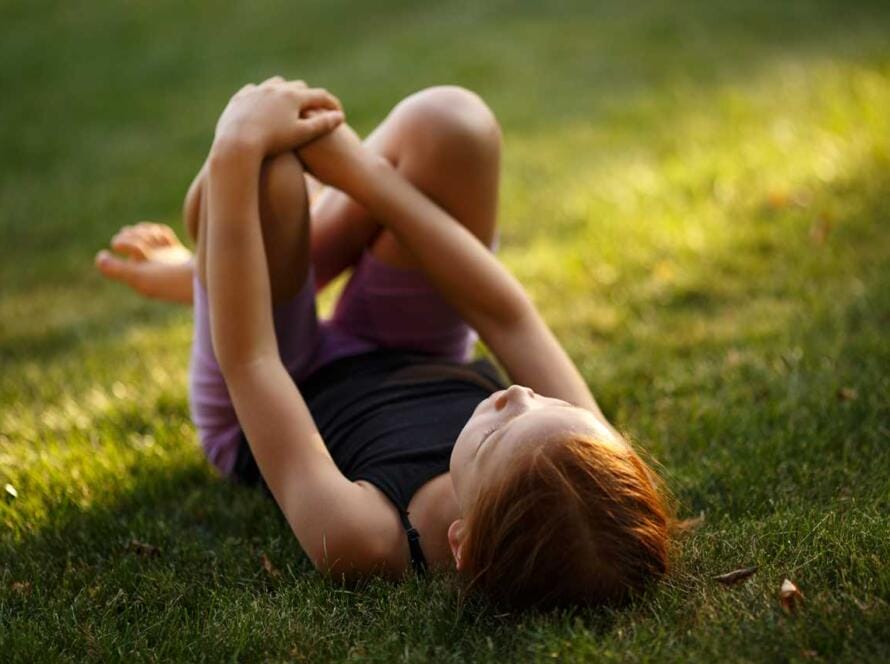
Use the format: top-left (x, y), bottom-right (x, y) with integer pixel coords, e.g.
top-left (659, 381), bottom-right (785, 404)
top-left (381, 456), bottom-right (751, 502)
top-left (97, 78), bottom-right (669, 609)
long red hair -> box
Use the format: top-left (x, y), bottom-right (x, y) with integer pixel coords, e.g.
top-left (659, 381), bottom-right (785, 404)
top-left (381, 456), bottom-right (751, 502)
top-left (460, 433), bottom-right (670, 610)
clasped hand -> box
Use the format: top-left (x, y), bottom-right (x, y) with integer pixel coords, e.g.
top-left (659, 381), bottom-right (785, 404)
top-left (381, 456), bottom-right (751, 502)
top-left (213, 75), bottom-right (344, 155)
top-left (213, 75), bottom-right (372, 194)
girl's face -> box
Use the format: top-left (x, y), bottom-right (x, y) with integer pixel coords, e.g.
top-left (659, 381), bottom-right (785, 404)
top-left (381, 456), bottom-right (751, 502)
top-left (449, 385), bottom-right (619, 512)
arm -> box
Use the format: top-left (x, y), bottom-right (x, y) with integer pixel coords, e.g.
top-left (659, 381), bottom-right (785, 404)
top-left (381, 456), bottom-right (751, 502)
top-left (300, 127), bottom-right (610, 424)
top-left (207, 80), bottom-right (404, 576)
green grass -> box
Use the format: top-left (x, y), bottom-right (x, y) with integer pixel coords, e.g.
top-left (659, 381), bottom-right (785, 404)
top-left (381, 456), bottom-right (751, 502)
top-left (2, 0), bottom-right (889, 660)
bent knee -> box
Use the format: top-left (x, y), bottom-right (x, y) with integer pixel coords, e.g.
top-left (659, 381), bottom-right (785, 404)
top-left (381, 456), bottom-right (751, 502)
top-left (183, 170), bottom-right (204, 243)
top-left (393, 85), bottom-right (501, 161)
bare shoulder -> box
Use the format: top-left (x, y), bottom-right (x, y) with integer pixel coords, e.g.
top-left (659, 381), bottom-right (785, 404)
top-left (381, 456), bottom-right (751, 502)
top-left (318, 481), bottom-right (410, 579)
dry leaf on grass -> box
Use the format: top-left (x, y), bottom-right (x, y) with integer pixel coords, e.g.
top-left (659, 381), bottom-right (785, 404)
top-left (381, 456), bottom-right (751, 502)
top-left (765, 188), bottom-right (811, 212)
top-left (675, 511), bottom-right (706, 533)
top-left (766, 189), bottom-right (791, 211)
top-left (837, 387), bottom-right (858, 402)
top-left (780, 578), bottom-right (804, 613)
top-left (809, 216), bottom-right (833, 245)
top-left (126, 539), bottom-right (161, 558)
top-left (11, 581), bottom-right (31, 596)
top-left (260, 552), bottom-right (280, 578)
top-left (713, 565), bottom-right (758, 586)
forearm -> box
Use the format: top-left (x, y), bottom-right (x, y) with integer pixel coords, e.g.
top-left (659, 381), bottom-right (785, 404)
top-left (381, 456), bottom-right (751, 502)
top-left (488, 312), bottom-right (610, 421)
top-left (357, 160), bottom-right (607, 414)
top-left (348, 156), bottom-right (528, 331)
top-left (205, 139), bottom-right (278, 370)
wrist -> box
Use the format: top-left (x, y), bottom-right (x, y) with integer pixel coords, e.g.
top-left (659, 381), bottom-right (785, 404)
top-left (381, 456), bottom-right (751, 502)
top-left (209, 132), bottom-right (265, 165)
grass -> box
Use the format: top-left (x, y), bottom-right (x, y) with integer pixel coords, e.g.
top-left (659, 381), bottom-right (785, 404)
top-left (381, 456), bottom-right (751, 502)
top-left (2, 0), bottom-right (889, 660)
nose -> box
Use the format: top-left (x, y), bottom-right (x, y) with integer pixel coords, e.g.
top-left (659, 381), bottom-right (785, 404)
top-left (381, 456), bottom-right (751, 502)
top-left (494, 385), bottom-right (535, 411)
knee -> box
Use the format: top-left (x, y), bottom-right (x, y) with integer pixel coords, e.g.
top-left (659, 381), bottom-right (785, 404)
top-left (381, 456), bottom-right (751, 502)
top-left (183, 170), bottom-right (204, 243)
top-left (392, 86), bottom-right (501, 163)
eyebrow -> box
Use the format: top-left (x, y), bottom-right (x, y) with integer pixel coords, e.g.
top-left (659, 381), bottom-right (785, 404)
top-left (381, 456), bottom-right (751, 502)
top-left (475, 403), bottom-right (582, 459)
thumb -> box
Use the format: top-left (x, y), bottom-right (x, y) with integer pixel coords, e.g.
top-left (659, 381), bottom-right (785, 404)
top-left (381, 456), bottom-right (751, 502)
top-left (298, 110), bottom-right (344, 142)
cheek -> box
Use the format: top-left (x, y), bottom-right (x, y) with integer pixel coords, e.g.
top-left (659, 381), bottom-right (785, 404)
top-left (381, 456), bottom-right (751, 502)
top-left (450, 429), bottom-right (472, 474)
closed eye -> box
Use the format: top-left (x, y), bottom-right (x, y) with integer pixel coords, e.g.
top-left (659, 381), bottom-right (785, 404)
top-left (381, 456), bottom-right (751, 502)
top-left (475, 426), bottom-right (499, 454)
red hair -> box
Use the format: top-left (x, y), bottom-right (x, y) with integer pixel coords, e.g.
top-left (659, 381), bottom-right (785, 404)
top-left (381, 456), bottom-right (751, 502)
top-left (460, 434), bottom-right (670, 610)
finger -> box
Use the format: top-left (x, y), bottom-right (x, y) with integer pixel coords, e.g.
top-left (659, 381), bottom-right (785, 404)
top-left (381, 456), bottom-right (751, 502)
top-left (299, 88), bottom-right (342, 112)
top-left (298, 111), bottom-right (345, 142)
top-left (260, 75), bottom-right (285, 87)
top-left (292, 79), bottom-right (307, 87)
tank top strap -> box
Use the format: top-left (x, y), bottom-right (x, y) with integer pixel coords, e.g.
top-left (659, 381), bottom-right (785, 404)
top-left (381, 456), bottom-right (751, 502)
top-left (399, 510), bottom-right (427, 574)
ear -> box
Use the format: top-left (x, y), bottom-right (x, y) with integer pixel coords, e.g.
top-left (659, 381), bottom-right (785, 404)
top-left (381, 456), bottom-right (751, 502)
top-left (447, 519), bottom-right (466, 571)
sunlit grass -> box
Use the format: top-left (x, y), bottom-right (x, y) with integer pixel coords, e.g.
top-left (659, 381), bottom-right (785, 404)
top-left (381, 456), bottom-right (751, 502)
top-left (2, 0), bottom-right (888, 660)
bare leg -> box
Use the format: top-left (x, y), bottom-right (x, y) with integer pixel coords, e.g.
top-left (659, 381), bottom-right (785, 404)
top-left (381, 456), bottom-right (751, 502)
top-left (190, 152), bottom-right (312, 304)
top-left (98, 86), bottom-right (500, 302)
top-left (95, 222), bottom-right (194, 304)
top-left (97, 149), bottom-right (312, 305)
top-left (308, 85), bottom-right (501, 287)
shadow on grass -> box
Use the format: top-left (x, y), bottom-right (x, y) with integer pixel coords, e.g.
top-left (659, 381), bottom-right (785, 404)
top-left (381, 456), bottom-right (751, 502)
top-left (2, 2), bottom-right (889, 656)
top-left (0, 296), bottom-right (188, 366)
top-left (608, 151), bottom-right (889, 515)
top-left (2, 151), bottom-right (885, 658)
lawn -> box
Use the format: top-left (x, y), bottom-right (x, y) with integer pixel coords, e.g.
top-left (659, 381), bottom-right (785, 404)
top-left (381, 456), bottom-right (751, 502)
top-left (2, 0), bottom-right (889, 660)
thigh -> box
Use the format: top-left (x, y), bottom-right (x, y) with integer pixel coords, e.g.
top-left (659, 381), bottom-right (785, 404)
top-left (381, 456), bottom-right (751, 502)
top-left (189, 153), bottom-right (312, 303)
top-left (187, 153), bottom-right (320, 475)
top-left (327, 248), bottom-right (483, 363)
top-left (309, 86), bottom-right (500, 286)
top-left (190, 270), bottom-right (322, 475)
top-left (365, 85), bottom-right (501, 268)
top-left (325, 86), bottom-right (501, 360)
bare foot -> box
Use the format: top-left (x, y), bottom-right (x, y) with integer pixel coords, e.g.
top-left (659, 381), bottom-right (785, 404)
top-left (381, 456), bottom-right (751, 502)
top-left (95, 222), bottom-right (194, 304)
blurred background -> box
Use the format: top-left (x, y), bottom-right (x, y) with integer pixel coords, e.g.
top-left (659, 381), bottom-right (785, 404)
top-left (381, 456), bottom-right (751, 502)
top-left (2, 0), bottom-right (888, 659)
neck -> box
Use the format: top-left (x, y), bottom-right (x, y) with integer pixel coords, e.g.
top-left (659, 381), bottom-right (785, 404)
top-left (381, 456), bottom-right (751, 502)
top-left (408, 472), bottom-right (461, 569)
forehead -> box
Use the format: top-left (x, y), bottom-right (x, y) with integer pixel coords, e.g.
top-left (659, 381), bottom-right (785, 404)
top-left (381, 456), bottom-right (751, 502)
top-left (507, 405), bottom-right (605, 444)
top-left (482, 406), bottom-right (609, 468)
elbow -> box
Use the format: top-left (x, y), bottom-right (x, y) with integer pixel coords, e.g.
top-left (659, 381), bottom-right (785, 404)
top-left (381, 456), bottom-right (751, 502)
top-left (479, 292), bottom-right (536, 342)
top-left (309, 532), bottom-right (393, 582)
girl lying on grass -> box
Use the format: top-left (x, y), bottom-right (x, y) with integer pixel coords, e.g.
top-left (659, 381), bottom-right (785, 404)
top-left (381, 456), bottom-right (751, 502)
top-left (96, 77), bottom-right (670, 610)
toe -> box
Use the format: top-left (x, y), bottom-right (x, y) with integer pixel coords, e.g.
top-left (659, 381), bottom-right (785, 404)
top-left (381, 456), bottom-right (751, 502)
top-left (112, 235), bottom-right (148, 259)
top-left (95, 250), bottom-right (128, 281)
